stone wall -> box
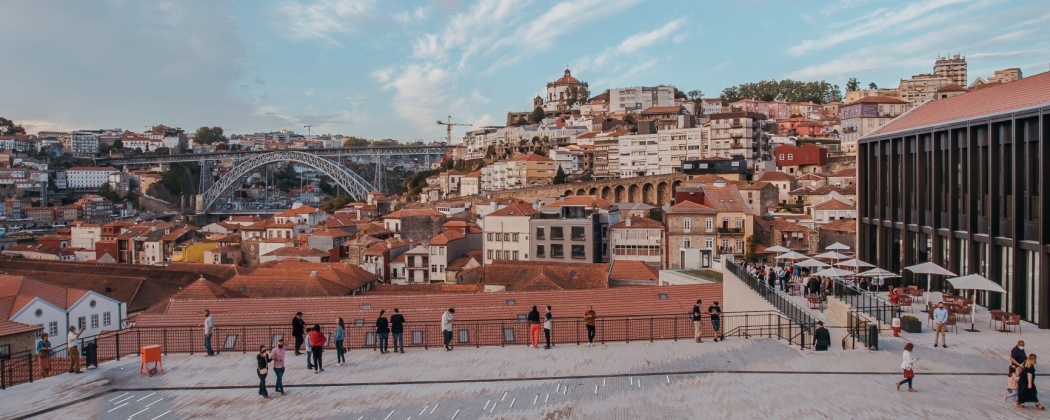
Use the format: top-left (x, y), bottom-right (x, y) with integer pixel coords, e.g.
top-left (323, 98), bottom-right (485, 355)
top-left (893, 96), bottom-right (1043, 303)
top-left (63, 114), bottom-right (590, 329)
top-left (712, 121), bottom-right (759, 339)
top-left (818, 227), bottom-right (856, 251)
top-left (1, 330), bottom-right (39, 355)
top-left (401, 215), bottom-right (447, 243)
top-left (479, 173), bottom-right (689, 206)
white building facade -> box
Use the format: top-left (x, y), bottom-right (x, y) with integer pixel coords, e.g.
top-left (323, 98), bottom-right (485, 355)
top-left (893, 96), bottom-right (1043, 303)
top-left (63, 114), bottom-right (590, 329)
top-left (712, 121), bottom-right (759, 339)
top-left (608, 86), bottom-right (675, 114)
top-left (66, 167), bottom-right (119, 189)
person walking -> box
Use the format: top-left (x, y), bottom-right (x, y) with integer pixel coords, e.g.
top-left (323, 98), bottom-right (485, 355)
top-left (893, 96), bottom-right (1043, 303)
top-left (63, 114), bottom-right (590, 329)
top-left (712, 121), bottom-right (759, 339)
top-left (691, 299), bottom-right (704, 343)
top-left (309, 325), bottom-right (326, 373)
top-left (442, 308), bottom-right (455, 351)
top-left (304, 329), bottom-right (314, 370)
top-left (543, 305), bottom-right (553, 349)
top-left (813, 321), bottom-right (831, 351)
top-left (777, 266), bottom-right (788, 292)
top-left (1012, 340), bottom-right (1028, 371)
top-left (932, 302), bottom-right (949, 348)
top-left (201, 309), bottom-right (215, 356)
top-left (1007, 364), bottom-right (1021, 402)
top-left (390, 308), bottom-right (405, 354)
top-left (67, 325), bottom-right (84, 374)
top-left (271, 338), bottom-right (286, 395)
top-left (37, 333), bottom-right (52, 377)
top-left (527, 306), bottom-right (541, 349)
top-left (292, 312), bottom-right (306, 356)
top-left (333, 318), bottom-right (346, 366)
top-left (256, 345), bottom-right (271, 398)
top-left (1017, 354), bottom-right (1045, 410)
top-left (584, 306), bottom-right (596, 347)
top-left (896, 342), bottom-right (918, 392)
top-left (376, 310), bottom-right (390, 354)
top-left (708, 301), bottom-right (723, 342)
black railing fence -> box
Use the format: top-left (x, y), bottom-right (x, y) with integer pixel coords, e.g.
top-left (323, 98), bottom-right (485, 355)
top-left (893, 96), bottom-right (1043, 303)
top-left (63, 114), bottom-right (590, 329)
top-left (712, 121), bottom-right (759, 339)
top-left (725, 260), bottom-right (820, 331)
top-left (830, 278), bottom-right (901, 325)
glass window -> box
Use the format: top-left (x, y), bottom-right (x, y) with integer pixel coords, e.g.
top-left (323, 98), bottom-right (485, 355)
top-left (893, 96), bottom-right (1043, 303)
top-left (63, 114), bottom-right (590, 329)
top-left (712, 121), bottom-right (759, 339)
top-left (431, 264), bottom-right (437, 273)
top-left (49, 321), bottom-right (58, 336)
top-left (683, 237), bottom-right (691, 248)
top-left (487, 250), bottom-right (493, 259)
top-left (551, 244), bottom-right (564, 258)
top-left (78, 316), bottom-right (86, 329)
top-left (705, 218), bottom-right (713, 231)
top-left (103, 312), bottom-right (111, 326)
top-left (536, 245), bottom-right (545, 258)
top-left (551, 227), bottom-right (564, 240)
top-left (571, 226), bottom-right (585, 241)
top-left (535, 227), bottom-right (545, 240)
top-left (512, 251), bottom-right (519, 260)
top-left (504, 233), bottom-right (511, 241)
top-left (487, 233), bottom-right (493, 241)
top-left (571, 245), bottom-right (586, 259)
top-left (683, 218), bottom-right (691, 232)
top-left (704, 237), bottom-right (713, 249)
top-left (513, 233), bottom-right (519, 242)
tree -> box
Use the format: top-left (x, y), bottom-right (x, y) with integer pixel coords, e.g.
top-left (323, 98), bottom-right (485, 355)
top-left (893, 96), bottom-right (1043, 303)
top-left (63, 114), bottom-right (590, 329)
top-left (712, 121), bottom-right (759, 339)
top-left (342, 136), bottom-right (369, 147)
top-left (515, 117), bottom-right (529, 127)
top-left (647, 208), bottom-right (664, 223)
top-left (0, 117), bottom-right (25, 135)
top-left (686, 90), bottom-right (704, 101)
top-left (529, 106), bottom-right (545, 124)
top-left (845, 77), bottom-right (860, 92)
top-left (868, 82), bottom-right (878, 90)
top-left (553, 166), bottom-right (567, 184)
top-left (744, 235), bottom-right (758, 263)
top-left (113, 139), bottom-right (124, 150)
top-left (319, 195), bottom-right (351, 214)
top-left (193, 126), bottom-right (225, 144)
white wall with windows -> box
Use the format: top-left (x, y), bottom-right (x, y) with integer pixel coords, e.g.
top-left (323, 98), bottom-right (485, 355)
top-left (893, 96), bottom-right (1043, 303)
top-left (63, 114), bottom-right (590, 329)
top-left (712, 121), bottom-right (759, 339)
top-left (11, 291), bottom-right (124, 353)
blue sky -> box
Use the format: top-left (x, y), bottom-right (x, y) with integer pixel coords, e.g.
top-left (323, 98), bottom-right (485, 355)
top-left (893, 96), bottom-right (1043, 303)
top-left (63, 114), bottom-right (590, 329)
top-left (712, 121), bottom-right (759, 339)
top-left (1, 0), bottom-right (1048, 141)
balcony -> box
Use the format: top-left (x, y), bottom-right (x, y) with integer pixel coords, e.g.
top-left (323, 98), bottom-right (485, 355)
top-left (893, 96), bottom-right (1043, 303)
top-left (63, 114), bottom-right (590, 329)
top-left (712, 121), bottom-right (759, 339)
top-left (843, 127), bottom-right (857, 133)
top-left (718, 227), bottom-right (744, 234)
top-left (730, 142), bottom-right (743, 148)
top-left (730, 132), bottom-right (743, 139)
top-left (731, 122), bottom-right (743, 128)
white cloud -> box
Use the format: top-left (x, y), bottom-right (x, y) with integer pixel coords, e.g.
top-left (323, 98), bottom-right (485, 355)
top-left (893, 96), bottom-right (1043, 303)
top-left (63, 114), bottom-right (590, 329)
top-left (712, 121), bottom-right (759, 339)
top-left (574, 18), bottom-right (685, 74)
top-left (393, 6), bottom-right (427, 24)
top-left (376, 63), bottom-right (459, 131)
top-left (786, 0), bottom-right (967, 56)
top-left (277, 0), bottom-right (375, 46)
top-left (470, 91), bottom-right (490, 104)
top-left (411, 0), bottom-right (521, 63)
top-left (371, 68), bottom-right (393, 83)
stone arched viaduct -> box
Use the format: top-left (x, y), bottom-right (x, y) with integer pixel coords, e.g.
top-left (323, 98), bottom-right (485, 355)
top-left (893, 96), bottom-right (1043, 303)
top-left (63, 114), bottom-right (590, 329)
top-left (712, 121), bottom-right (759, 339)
top-left (482, 173), bottom-right (689, 206)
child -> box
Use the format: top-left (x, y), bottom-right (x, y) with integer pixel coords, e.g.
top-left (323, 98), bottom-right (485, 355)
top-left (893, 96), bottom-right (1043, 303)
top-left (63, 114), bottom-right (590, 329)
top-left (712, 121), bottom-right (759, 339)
top-left (1005, 365), bottom-right (1021, 402)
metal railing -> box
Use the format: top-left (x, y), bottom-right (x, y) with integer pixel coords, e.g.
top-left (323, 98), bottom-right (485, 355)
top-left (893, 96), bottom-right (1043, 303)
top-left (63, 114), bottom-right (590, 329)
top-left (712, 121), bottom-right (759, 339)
top-left (1, 311), bottom-right (808, 390)
top-left (726, 260), bottom-right (820, 331)
top-left (845, 310), bottom-right (877, 350)
top-left (829, 278), bottom-right (901, 325)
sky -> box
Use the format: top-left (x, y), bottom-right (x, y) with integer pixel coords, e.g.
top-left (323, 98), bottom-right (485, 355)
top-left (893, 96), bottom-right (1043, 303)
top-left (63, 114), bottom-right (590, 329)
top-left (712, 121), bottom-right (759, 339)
top-left (1, 0), bottom-right (1048, 141)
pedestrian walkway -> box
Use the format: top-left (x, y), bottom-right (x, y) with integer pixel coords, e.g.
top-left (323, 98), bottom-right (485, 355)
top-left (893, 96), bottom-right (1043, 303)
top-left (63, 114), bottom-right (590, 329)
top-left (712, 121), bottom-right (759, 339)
top-left (5, 332), bottom-right (1044, 419)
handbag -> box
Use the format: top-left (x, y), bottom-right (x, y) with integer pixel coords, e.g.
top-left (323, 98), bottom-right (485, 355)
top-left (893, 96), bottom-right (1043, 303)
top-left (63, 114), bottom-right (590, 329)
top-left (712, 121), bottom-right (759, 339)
top-left (903, 368), bottom-right (914, 379)
top-left (259, 367), bottom-right (268, 375)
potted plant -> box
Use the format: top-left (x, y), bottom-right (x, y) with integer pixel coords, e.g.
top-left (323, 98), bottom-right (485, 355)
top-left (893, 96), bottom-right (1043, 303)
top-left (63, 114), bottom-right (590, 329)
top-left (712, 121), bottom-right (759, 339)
top-left (899, 315), bottom-right (922, 334)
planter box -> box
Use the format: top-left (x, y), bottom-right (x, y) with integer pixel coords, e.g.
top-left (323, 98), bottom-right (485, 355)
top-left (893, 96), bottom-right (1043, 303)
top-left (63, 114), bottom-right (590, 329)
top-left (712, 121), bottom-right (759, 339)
top-left (900, 319), bottom-right (922, 334)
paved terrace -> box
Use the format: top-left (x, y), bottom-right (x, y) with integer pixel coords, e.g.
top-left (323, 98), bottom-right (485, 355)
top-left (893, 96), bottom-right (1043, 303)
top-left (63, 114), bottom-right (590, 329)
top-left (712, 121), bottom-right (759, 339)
top-left (4, 325), bottom-right (1047, 420)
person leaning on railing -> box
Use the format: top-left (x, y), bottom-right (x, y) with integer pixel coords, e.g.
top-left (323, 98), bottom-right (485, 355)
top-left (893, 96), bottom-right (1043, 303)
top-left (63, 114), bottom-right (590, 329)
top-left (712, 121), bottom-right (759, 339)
top-left (37, 333), bottom-right (52, 377)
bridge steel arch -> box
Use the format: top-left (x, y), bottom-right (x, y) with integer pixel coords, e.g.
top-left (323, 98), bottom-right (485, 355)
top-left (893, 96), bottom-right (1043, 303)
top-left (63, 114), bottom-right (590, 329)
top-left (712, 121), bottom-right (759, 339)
top-left (199, 150), bottom-right (375, 213)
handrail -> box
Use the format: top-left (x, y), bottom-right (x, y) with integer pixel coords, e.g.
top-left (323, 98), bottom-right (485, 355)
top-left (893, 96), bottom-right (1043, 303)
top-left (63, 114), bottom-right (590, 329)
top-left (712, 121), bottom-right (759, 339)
top-left (1, 311), bottom-right (806, 390)
top-left (725, 260), bottom-right (819, 330)
top-left (829, 277), bottom-right (900, 325)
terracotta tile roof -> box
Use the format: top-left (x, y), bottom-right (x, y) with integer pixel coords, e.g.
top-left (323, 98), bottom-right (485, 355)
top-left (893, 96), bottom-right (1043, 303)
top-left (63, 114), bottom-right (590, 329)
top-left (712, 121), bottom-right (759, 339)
top-left (262, 246), bottom-right (330, 258)
top-left (667, 200), bottom-right (717, 214)
top-left (850, 96), bottom-right (908, 104)
top-left (487, 202), bottom-right (539, 218)
top-left (812, 199), bottom-right (856, 211)
top-left (446, 250), bottom-right (483, 271)
top-left (545, 195), bottom-right (613, 208)
top-left (820, 219), bottom-right (857, 233)
top-left (5, 244), bottom-right (61, 256)
top-left (767, 219), bottom-right (815, 233)
top-left (463, 171), bottom-right (482, 178)
top-left (222, 260), bottom-right (379, 298)
top-left (162, 228), bottom-right (190, 241)
top-left (701, 184), bottom-right (753, 214)
top-left (383, 208), bottom-right (442, 219)
top-left (310, 228), bottom-right (354, 238)
top-left (796, 173), bottom-right (827, 181)
top-left (830, 168), bottom-right (855, 178)
top-left (758, 171), bottom-right (794, 182)
top-left (639, 105), bottom-right (684, 115)
top-left (938, 83), bottom-right (967, 92)
top-left (275, 205), bottom-right (320, 217)
top-left (871, 70), bottom-right (1050, 137)
top-left (610, 216), bottom-right (664, 229)
top-left (481, 260), bottom-right (609, 291)
top-left (429, 229), bottom-right (467, 246)
top-left (143, 278), bottom-right (246, 314)
top-left (608, 260), bottom-right (659, 283)
top-left (0, 275), bottom-right (90, 316)
top-left (361, 283), bottom-right (485, 295)
top-left (0, 318), bottom-right (43, 336)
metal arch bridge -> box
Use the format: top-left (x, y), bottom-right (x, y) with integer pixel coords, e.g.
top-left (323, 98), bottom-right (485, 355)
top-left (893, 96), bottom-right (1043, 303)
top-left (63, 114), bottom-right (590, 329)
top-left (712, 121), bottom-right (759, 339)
top-left (96, 145), bottom-right (456, 166)
top-left (197, 150), bottom-right (376, 214)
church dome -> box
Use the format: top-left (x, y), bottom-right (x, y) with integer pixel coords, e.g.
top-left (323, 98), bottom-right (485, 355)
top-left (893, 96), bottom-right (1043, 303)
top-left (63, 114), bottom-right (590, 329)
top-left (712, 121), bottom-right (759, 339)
top-left (553, 68), bottom-right (581, 85)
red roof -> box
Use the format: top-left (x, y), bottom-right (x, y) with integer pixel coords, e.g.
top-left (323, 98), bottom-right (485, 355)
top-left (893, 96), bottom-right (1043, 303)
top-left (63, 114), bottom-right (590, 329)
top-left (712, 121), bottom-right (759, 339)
top-left (850, 96), bottom-right (908, 104)
top-left (610, 216), bottom-right (664, 229)
top-left (812, 199), bottom-right (855, 211)
top-left (429, 229), bottom-right (466, 246)
top-left (820, 219), bottom-right (857, 233)
top-left (667, 200), bottom-right (717, 214)
top-left (871, 70), bottom-right (1050, 136)
top-left (507, 153), bottom-right (554, 162)
top-left (608, 260), bottom-right (659, 283)
top-left (758, 171), bottom-right (794, 182)
top-left (222, 260), bottom-right (378, 298)
top-left (487, 202), bottom-right (539, 218)
top-left (640, 106), bottom-right (683, 115)
top-left (0, 275), bottom-right (90, 316)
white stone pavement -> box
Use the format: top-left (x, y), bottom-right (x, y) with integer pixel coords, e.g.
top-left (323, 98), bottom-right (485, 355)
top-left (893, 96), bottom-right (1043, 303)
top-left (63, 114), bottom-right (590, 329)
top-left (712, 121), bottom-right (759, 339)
top-left (3, 328), bottom-right (1047, 420)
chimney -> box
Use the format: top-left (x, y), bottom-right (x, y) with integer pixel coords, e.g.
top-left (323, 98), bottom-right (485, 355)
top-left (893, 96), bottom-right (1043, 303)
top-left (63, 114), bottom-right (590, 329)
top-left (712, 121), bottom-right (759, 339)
top-left (625, 218), bottom-right (632, 227)
top-left (713, 179), bottom-right (727, 188)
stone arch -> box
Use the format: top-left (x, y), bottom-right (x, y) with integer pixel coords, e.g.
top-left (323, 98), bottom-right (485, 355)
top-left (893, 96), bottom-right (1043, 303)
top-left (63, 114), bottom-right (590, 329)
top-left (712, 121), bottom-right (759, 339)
top-left (614, 185), bottom-right (626, 203)
top-left (576, 188), bottom-right (586, 196)
top-left (672, 180), bottom-right (683, 194)
top-left (628, 184), bottom-right (641, 203)
top-left (588, 187), bottom-right (599, 196)
top-left (200, 150), bottom-right (374, 213)
top-left (657, 181), bottom-right (670, 205)
top-left (642, 183), bottom-right (655, 205)
top-left (564, 189), bottom-right (574, 197)
top-left (600, 186), bottom-right (612, 201)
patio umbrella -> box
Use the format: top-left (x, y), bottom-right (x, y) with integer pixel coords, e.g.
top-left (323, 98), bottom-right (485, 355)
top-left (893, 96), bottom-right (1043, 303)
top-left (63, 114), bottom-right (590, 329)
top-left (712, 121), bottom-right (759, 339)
top-left (774, 251), bottom-right (808, 261)
top-left (905, 262), bottom-right (957, 297)
top-left (794, 258), bottom-right (830, 268)
top-left (825, 242), bottom-right (851, 251)
top-left (814, 251), bottom-right (850, 261)
top-left (811, 267), bottom-right (855, 278)
top-left (947, 273), bottom-right (1007, 332)
top-left (857, 268), bottom-right (901, 278)
top-left (835, 259), bottom-right (875, 270)
top-left (765, 245), bottom-right (791, 254)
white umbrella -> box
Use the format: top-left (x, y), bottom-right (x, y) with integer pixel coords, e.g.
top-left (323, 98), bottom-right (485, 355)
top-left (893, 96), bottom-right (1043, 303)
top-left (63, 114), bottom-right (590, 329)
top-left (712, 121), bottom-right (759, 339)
top-left (765, 245), bottom-right (791, 254)
top-left (825, 242), bottom-right (851, 251)
top-left (794, 258), bottom-right (830, 268)
top-left (775, 251), bottom-right (808, 260)
top-left (905, 262), bottom-right (957, 297)
top-left (835, 259), bottom-right (875, 270)
top-left (814, 251), bottom-right (850, 261)
top-left (857, 268), bottom-right (901, 278)
top-left (812, 267), bottom-right (855, 278)
top-left (947, 273), bottom-right (1006, 332)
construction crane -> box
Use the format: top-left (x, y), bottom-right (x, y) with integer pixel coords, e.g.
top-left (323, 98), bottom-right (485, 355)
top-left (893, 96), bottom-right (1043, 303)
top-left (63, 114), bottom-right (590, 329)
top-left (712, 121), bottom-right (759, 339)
top-left (436, 115), bottom-right (471, 145)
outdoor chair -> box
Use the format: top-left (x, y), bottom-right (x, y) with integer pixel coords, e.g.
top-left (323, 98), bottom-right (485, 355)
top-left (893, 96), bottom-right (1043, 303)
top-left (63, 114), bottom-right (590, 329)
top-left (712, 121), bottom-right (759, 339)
top-left (808, 295), bottom-right (824, 310)
top-left (908, 288), bottom-right (925, 304)
top-left (944, 314), bottom-right (958, 334)
top-left (1004, 314), bottom-right (1022, 335)
top-left (954, 304), bottom-right (972, 323)
top-left (898, 295), bottom-right (913, 312)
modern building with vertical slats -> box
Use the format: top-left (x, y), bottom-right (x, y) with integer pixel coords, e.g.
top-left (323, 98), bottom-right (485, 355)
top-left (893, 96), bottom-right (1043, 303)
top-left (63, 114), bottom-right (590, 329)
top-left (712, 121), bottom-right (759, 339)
top-left (857, 70), bottom-right (1050, 327)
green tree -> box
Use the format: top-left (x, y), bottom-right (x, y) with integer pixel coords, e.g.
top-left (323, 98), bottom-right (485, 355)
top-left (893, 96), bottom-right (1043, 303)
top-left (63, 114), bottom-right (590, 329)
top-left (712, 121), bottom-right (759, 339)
top-left (372, 139), bottom-right (398, 146)
top-left (319, 195), bottom-right (351, 214)
top-left (868, 82), bottom-right (878, 90)
top-left (553, 166), bottom-right (567, 184)
top-left (113, 139), bottom-right (124, 150)
top-left (647, 208), bottom-right (664, 223)
top-left (529, 106), bottom-right (545, 123)
top-left (744, 235), bottom-right (758, 263)
top-left (342, 136), bottom-right (369, 147)
top-left (845, 77), bottom-right (860, 92)
top-left (686, 89), bottom-right (704, 101)
top-left (515, 117), bottom-right (529, 126)
top-left (0, 117), bottom-right (25, 135)
top-left (193, 126), bottom-right (225, 144)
